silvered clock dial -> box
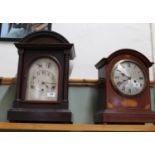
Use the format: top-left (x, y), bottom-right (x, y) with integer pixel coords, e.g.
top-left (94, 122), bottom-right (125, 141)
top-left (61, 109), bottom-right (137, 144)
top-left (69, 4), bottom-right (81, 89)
top-left (25, 58), bottom-right (59, 101)
top-left (111, 60), bottom-right (146, 96)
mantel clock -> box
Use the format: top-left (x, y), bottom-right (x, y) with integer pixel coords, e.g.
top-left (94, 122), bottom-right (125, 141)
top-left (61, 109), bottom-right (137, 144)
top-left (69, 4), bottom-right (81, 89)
top-left (8, 31), bottom-right (75, 123)
top-left (95, 49), bottom-right (155, 123)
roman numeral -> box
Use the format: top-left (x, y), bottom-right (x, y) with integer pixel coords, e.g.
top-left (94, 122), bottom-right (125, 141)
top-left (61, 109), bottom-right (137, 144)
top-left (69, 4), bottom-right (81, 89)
top-left (139, 77), bottom-right (144, 80)
top-left (117, 82), bottom-right (122, 86)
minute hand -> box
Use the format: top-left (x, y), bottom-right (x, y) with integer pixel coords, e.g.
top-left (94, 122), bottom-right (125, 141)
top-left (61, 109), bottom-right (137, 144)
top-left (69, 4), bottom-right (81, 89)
top-left (117, 65), bottom-right (131, 78)
top-left (117, 69), bottom-right (131, 79)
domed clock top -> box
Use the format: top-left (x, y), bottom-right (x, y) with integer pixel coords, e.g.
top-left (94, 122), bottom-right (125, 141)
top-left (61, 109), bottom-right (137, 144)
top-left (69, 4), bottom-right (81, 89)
top-left (8, 31), bottom-right (75, 123)
top-left (95, 49), bottom-right (155, 124)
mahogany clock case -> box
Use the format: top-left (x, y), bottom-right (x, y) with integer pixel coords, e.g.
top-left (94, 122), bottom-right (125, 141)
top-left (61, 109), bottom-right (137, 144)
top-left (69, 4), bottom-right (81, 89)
top-left (95, 49), bottom-right (155, 124)
top-left (7, 31), bottom-right (75, 123)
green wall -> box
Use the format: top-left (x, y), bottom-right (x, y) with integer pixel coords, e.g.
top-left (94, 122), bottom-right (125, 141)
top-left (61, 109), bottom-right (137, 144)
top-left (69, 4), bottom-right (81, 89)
top-left (0, 84), bottom-right (154, 124)
top-left (0, 85), bottom-right (16, 122)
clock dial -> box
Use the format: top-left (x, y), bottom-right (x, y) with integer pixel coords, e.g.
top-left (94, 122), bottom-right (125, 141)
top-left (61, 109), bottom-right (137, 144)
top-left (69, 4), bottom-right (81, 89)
top-left (25, 58), bottom-right (59, 101)
top-left (111, 60), bottom-right (146, 96)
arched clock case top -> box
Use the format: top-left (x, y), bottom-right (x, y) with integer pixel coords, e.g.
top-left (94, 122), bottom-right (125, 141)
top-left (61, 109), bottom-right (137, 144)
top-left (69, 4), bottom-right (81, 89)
top-left (7, 31), bottom-right (75, 123)
top-left (95, 49), bottom-right (155, 124)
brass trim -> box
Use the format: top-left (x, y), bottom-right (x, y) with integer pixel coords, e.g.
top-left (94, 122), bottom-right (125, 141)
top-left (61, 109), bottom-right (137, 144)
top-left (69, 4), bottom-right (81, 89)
top-left (110, 59), bottom-right (147, 96)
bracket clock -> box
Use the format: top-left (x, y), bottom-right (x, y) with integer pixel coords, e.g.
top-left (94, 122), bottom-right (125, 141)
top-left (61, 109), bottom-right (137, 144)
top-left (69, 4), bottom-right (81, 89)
top-left (95, 49), bottom-right (155, 123)
top-left (7, 31), bottom-right (75, 123)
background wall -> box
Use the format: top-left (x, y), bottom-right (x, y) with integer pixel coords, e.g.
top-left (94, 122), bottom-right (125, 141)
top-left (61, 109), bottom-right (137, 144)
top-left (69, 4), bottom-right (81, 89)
top-left (53, 23), bottom-right (153, 80)
top-left (0, 23), bottom-right (155, 124)
top-left (0, 23), bottom-right (154, 80)
top-left (0, 42), bottom-right (18, 77)
top-left (0, 85), bottom-right (154, 124)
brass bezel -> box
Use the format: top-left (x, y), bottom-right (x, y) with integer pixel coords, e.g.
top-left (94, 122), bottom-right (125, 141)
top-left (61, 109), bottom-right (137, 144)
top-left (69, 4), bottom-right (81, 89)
top-left (110, 59), bottom-right (147, 97)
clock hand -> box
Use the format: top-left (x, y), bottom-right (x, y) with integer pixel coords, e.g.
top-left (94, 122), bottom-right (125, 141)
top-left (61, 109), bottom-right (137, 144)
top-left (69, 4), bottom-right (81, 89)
top-left (117, 64), bottom-right (131, 78)
top-left (41, 81), bottom-right (56, 85)
top-left (122, 79), bottom-right (129, 83)
top-left (117, 69), bottom-right (131, 79)
top-left (41, 81), bottom-right (56, 89)
top-left (45, 82), bottom-right (56, 84)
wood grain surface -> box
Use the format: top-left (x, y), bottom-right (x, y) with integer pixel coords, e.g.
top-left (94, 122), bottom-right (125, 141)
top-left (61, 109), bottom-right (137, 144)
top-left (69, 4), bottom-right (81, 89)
top-left (0, 122), bottom-right (154, 131)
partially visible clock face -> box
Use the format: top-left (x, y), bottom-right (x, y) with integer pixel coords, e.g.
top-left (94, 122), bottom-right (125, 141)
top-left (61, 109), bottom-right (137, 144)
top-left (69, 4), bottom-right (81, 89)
top-left (25, 58), bottom-right (59, 101)
top-left (111, 60), bottom-right (146, 96)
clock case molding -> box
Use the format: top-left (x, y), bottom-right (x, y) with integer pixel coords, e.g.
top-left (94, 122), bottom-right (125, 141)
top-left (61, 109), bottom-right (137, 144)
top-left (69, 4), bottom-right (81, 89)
top-left (95, 49), bottom-right (155, 123)
top-left (7, 31), bottom-right (75, 123)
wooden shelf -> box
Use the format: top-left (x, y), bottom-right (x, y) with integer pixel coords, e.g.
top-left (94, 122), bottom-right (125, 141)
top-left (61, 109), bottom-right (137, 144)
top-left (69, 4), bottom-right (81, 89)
top-left (0, 122), bottom-right (155, 131)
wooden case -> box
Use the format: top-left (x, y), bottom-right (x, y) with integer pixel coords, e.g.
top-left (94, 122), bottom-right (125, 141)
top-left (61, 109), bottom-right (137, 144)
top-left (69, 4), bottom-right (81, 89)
top-left (95, 49), bottom-right (155, 123)
top-left (8, 31), bottom-right (75, 123)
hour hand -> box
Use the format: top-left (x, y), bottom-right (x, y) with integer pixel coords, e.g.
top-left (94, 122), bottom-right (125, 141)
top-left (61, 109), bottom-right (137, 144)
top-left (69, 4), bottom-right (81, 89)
top-left (41, 81), bottom-right (56, 89)
top-left (117, 69), bottom-right (131, 79)
top-left (122, 78), bottom-right (129, 83)
top-left (41, 81), bottom-right (56, 85)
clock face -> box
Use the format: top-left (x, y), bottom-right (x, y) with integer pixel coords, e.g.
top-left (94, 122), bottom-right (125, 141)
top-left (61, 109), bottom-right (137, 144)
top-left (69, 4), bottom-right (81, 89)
top-left (25, 58), bottom-right (59, 101)
top-left (111, 60), bottom-right (146, 96)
